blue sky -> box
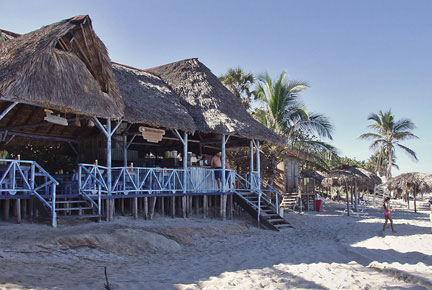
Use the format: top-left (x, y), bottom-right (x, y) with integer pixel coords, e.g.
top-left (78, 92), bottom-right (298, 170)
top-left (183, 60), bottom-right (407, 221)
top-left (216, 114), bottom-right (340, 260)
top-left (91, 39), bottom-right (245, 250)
top-left (2, 0), bottom-right (431, 175)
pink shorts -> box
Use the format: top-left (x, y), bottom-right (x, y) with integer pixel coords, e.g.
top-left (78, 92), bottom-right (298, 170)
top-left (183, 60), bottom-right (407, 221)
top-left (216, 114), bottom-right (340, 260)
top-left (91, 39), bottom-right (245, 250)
top-left (384, 211), bottom-right (389, 216)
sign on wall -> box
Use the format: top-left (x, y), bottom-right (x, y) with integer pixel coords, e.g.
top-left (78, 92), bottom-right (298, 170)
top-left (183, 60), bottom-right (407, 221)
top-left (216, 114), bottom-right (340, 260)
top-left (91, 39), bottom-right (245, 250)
top-left (139, 126), bottom-right (165, 143)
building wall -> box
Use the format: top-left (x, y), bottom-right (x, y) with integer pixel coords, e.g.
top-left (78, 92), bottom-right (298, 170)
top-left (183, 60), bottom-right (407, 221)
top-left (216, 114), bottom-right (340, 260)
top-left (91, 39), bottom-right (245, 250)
top-left (284, 157), bottom-right (299, 193)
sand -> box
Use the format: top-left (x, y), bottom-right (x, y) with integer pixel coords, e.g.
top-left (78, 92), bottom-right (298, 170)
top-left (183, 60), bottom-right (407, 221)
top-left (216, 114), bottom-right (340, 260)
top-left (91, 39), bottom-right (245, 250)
top-left (0, 198), bottom-right (431, 290)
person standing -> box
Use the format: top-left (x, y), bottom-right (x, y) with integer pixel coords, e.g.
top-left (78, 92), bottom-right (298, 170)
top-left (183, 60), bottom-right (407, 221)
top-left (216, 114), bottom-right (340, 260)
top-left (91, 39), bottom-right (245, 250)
top-left (382, 197), bottom-right (396, 233)
top-left (211, 152), bottom-right (223, 190)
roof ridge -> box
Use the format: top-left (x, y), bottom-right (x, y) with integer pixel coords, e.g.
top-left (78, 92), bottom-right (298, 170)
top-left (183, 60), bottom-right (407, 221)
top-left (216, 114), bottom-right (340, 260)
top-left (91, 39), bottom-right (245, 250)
top-left (144, 57), bottom-right (199, 73)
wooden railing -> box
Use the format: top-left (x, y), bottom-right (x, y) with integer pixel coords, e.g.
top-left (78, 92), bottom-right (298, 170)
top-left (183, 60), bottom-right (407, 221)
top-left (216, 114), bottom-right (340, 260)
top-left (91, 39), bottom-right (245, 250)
top-left (0, 159), bottom-right (58, 226)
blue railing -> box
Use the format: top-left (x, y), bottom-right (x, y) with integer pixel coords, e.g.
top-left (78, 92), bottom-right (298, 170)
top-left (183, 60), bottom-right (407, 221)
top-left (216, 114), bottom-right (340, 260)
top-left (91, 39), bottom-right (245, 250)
top-left (234, 173), bottom-right (283, 219)
top-left (78, 164), bottom-right (236, 197)
top-left (0, 159), bottom-right (58, 226)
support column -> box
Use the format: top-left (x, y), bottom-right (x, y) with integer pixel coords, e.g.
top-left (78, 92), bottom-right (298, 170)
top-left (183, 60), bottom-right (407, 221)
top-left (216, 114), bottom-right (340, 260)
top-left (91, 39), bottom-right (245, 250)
top-left (182, 132), bottom-right (188, 218)
top-left (93, 117), bottom-right (123, 222)
top-left (123, 135), bottom-right (128, 167)
top-left (106, 120), bottom-right (113, 221)
top-left (221, 134), bottom-right (227, 220)
top-left (250, 140), bottom-right (254, 188)
top-left (256, 140), bottom-right (261, 191)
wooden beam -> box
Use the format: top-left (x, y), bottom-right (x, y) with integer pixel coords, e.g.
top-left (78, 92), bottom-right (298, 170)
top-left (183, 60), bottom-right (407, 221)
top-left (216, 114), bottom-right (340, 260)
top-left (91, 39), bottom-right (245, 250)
top-left (0, 117), bottom-right (87, 132)
top-left (7, 132), bottom-right (78, 143)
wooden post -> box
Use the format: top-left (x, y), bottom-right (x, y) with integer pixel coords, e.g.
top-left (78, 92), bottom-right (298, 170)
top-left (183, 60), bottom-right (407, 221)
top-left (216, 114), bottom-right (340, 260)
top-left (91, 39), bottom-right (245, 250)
top-left (132, 197), bottom-right (138, 219)
top-left (182, 132), bottom-right (188, 218)
top-left (161, 197), bottom-right (165, 216)
top-left (354, 184), bottom-right (358, 212)
top-left (2, 199), bottom-right (10, 221)
top-left (221, 134), bottom-right (227, 220)
top-left (203, 195), bottom-right (208, 218)
top-left (14, 199), bottom-right (21, 224)
top-left (250, 140), bottom-right (254, 187)
top-left (413, 185), bottom-right (417, 213)
top-left (120, 198), bottom-right (125, 216)
top-left (345, 184), bottom-right (350, 216)
top-left (144, 197), bottom-right (149, 219)
top-left (150, 197), bottom-right (157, 219)
top-left (171, 196), bottom-right (175, 218)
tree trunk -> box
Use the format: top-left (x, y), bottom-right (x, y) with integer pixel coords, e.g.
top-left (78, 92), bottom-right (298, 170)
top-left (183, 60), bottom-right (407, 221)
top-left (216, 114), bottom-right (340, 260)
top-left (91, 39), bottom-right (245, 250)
top-left (413, 185), bottom-right (417, 213)
top-left (345, 185), bottom-right (350, 216)
top-left (386, 146), bottom-right (393, 180)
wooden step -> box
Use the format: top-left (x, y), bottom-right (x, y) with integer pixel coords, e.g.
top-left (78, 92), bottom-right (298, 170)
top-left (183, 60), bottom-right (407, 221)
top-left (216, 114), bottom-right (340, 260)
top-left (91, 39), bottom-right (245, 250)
top-left (267, 218), bottom-right (286, 223)
top-left (57, 214), bottom-right (101, 219)
top-left (56, 200), bottom-right (88, 204)
top-left (274, 224), bottom-right (292, 229)
top-left (56, 207), bottom-right (93, 211)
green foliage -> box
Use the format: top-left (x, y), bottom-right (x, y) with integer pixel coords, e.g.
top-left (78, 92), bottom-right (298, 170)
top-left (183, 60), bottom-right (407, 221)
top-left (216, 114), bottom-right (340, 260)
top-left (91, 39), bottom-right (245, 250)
top-left (358, 109), bottom-right (418, 178)
top-left (219, 67), bottom-right (255, 111)
top-left (253, 71), bottom-right (337, 182)
top-left (8, 144), bottom-right (77, 174)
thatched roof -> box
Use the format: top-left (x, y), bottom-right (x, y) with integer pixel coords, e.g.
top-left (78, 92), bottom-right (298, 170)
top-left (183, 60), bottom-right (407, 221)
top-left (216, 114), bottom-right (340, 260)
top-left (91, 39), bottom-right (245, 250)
top-left (112, 62), bottom-right (196, 132)
top-left (146, 58), bottom-right (283, 144)
top-left (321, 166), bottom-right (381, 190)
top-left (0, 15), bottom-right (124, 119)
top-left (301, 169), bottom-right (326, 183)
top-left (386, 172), bottom-right (432, 193)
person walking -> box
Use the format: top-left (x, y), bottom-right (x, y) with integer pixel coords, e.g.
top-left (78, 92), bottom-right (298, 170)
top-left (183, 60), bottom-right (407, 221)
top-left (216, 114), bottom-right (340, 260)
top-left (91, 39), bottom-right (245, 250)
top-left (429, 199), bottom-right (432, 234)
top-left (382, 197), bottom-right (396, 233)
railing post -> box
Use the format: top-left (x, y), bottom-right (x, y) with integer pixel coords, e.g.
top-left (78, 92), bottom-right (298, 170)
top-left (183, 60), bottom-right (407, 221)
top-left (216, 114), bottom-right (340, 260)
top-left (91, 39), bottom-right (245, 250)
top-left (98, 184), bottom-right (102, 216)
top-left (78, 165), bottom-right (82, 194)
top-left (182, 132), bottom-right (188, 218)
top-left (250, 140), bottom-right (254, 190)
top-left (256, 140), bottom-right (261, 192)
top-left (257, 192), bottom-right (261, 227)
top-left (52, 183), bottom-right (57, 228)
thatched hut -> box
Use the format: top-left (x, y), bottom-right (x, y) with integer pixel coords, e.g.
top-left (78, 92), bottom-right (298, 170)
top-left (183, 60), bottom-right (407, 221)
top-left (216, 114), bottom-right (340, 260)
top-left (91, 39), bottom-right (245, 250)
top-left (112, 62), bottom-right (196, 132)
top-left (146, 58), bottom-right (283, 145)
top-left (322, 166), bottom-right (381, 215)
top-left (0, 15), bottom-right (123, 119)
top-left (386, 172), bottom-right (432, 212)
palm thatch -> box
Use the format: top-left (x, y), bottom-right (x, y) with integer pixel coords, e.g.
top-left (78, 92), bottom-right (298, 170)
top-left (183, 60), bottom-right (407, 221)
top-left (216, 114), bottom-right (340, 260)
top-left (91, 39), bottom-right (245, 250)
top-left (112, 62), bottom-right (196, 132)
top-left (0, 15), bottom-right (123, 119)
top-left (386, 172), bottom-right (432, 193)
top-left (321, 166), bottom-right (381, 190)
top-left (146, 58), bottom-right (283, 144)
top-left (301, 169), bottom-right (326, 183)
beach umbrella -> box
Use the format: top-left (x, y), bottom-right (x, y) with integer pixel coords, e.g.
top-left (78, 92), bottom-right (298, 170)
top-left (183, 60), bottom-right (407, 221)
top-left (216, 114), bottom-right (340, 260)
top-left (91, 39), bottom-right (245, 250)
top-left (386, 172), bottom-right (432, 213)
top-left (301, 169), bottom-right (326, 183)
top-left (321, 166), bottom-right (381, 215)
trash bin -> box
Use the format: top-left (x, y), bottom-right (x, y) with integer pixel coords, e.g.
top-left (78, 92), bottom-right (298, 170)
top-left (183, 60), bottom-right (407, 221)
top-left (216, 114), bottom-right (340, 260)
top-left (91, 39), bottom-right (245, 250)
top-left (315, 199), bottom-right (323, 211)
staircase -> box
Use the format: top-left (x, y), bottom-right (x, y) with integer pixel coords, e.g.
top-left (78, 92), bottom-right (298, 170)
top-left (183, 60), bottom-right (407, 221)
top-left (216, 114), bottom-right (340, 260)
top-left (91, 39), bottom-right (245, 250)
top-left (280, 193), bottom-right (299, 211)
top-left (234, 190), bottom-right (292, 231)
top-left (54, 195), bottom-right (101, 221)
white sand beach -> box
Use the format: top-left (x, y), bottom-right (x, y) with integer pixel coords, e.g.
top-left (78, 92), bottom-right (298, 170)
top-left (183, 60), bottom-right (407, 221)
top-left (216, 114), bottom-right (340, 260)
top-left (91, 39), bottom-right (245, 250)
top-left (0, 199), bottom-right (431, 290)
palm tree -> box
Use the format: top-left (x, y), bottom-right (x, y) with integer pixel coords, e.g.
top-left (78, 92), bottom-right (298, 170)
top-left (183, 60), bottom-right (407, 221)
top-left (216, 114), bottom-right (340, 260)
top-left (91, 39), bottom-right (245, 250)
top-left (220, 67), bottom-right (255, 110)
top-left (253, 72), bottom-right (336, 183)
top-left (358, 110), bottom-right (418, 179)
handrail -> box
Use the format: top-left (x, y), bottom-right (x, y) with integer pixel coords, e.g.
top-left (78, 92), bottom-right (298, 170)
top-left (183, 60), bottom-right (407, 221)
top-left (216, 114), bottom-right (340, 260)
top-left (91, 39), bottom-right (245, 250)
top-left (0, 159), bottom-right (58, 227)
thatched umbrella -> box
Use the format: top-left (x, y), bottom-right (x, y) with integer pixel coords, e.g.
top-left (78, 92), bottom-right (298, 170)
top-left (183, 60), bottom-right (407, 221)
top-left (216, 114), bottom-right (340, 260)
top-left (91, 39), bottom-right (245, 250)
top-left (146, 58), bottom-right (283, 145)
top-left (0, 15), bottom-right (124, 119)
top-left (301, 169), bottom-right (326, 183)
top-left (386, 172), bottom-right (432, 212)
top-left (322, 166), bottom-right (381, 215)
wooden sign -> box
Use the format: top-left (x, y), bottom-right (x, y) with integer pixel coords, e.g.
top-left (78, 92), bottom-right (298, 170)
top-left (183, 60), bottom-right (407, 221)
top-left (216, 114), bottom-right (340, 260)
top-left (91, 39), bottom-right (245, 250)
top-left (44, 109), bottom-right (68, 126)
top-left (139, 126), bottom-right (165, 143)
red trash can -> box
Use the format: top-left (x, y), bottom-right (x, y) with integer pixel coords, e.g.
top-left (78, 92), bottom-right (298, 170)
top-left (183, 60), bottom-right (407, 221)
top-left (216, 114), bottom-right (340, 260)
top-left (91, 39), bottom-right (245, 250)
top-left (315, 200), bottom-right (323, 211)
